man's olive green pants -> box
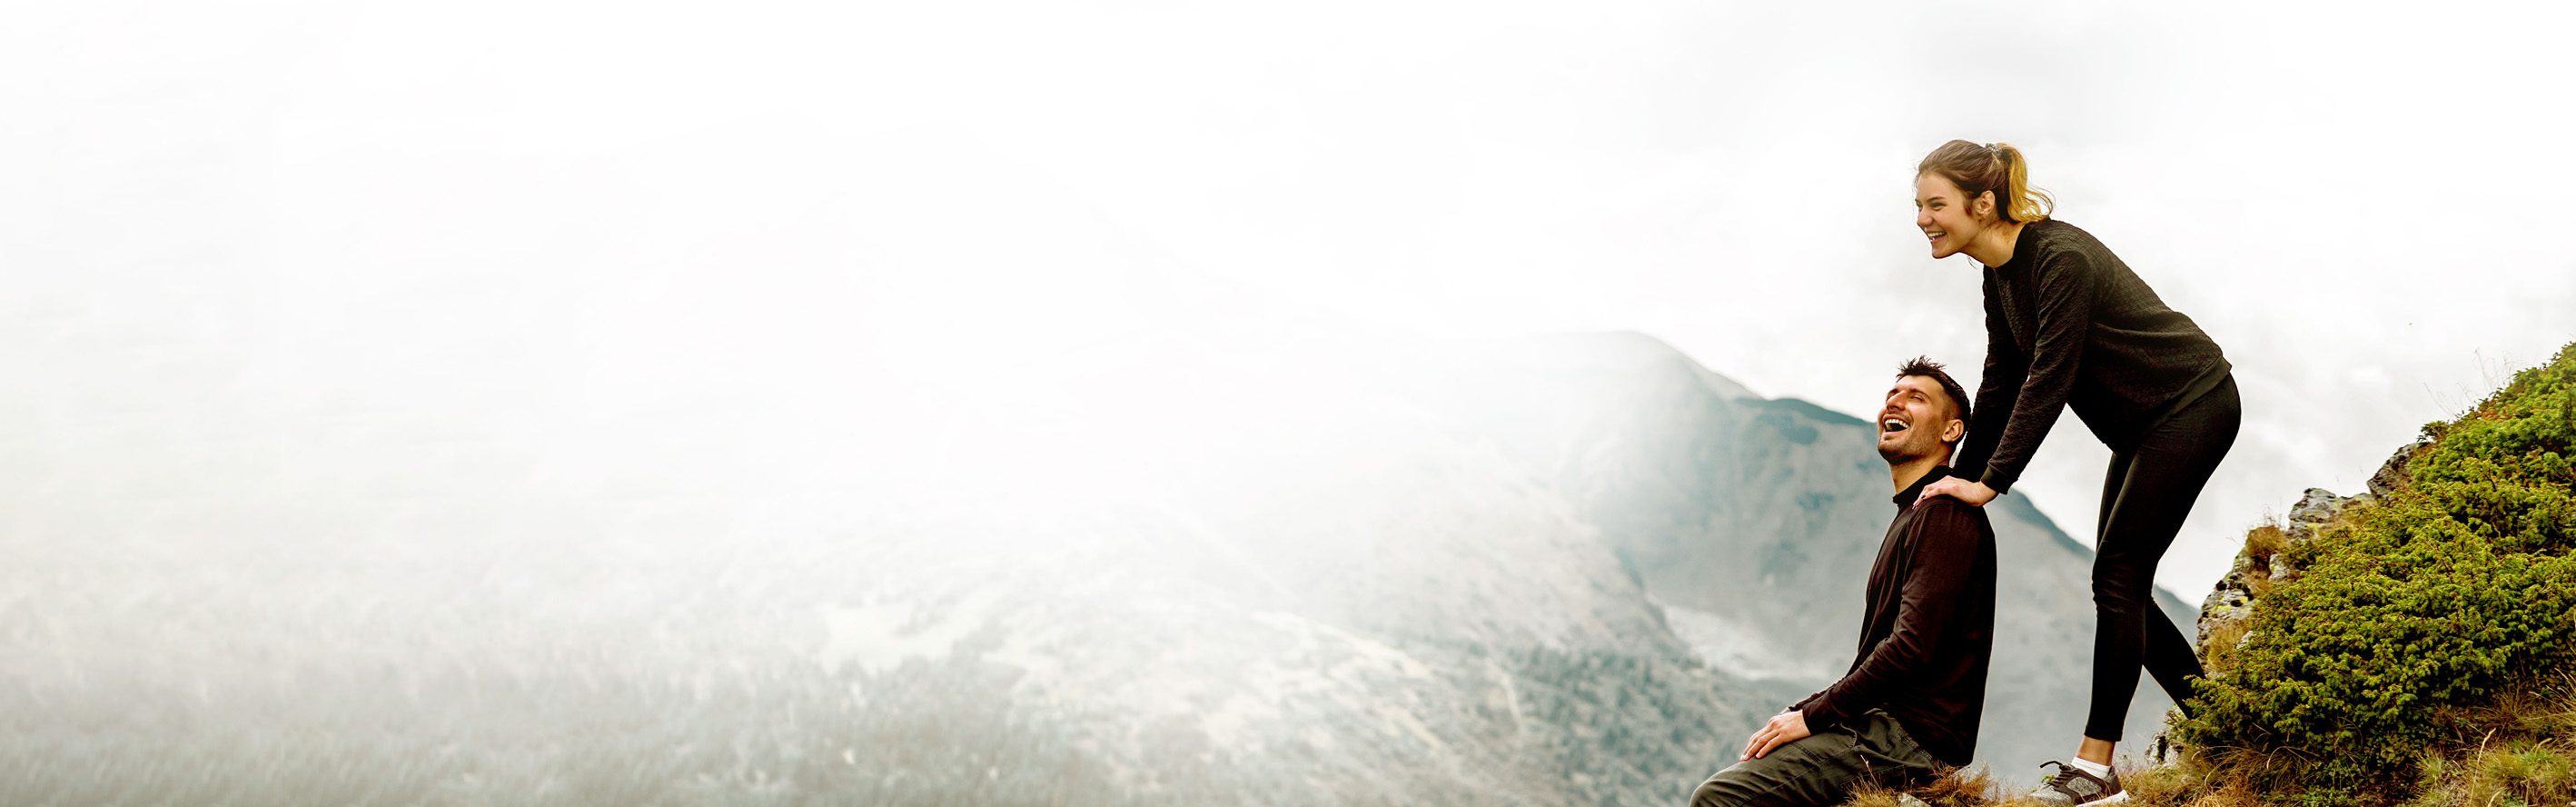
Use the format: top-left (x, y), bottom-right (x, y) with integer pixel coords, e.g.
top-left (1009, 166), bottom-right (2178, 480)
top-left (1689, 710), bottom-right (1938, 807)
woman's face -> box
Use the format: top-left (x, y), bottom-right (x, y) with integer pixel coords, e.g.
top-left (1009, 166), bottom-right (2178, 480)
top-left (1913, 173), bottom-right (1989, 260)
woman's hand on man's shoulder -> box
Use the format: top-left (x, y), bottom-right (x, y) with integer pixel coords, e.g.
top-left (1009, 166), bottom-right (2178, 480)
top-left (1917, 477), bottom-right (1997, 507)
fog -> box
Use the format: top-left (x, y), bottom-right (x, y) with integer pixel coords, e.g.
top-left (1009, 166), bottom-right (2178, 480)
top-left (5, 0), bottom-right (2575, 801)
top-left (13, 1), bottom-right (2574, 593)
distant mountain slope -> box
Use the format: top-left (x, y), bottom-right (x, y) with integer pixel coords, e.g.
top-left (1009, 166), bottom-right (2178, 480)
top-left (810, 328), bottom-right (2199, 802)
top-left (831, 433), bottom-right (1795, 807)
top-left (0, 327), bottom-right (2196, 805)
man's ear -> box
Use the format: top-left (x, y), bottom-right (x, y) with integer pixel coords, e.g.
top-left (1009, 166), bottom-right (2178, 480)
top-left (1941, 418), bottom-right (1966, 445)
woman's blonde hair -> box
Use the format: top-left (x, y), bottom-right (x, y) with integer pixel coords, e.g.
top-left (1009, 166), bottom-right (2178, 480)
top-left (1917, 140), bottom-right (2054, 224)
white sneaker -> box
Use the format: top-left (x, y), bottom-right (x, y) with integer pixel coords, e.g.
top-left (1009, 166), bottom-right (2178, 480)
top-left (2028, 759), bottom-right (2128, 806)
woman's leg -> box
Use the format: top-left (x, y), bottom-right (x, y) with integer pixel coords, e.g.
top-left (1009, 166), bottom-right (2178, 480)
top-left (2075, 446), bottom-right (2137, 766)
top-left (2084, 377), bottom-right (2241, 742)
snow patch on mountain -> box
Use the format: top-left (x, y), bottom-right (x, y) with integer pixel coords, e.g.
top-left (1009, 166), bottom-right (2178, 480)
top-left (1659, 600), bottom-right (1844, 682)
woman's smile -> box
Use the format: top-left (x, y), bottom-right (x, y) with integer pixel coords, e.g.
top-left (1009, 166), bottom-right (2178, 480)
top-left (1914, 173), bottom-right (1981, 259)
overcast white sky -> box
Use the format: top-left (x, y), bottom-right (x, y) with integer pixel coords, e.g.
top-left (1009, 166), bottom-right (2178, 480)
top-left (5, 1), bottom-right (2573, 595)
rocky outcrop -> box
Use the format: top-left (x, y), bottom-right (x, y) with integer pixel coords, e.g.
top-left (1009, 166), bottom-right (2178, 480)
top-left (2195, 441), bottom-right (2429, 650)
top-left (2366, 440), bottom-right (2430, 500)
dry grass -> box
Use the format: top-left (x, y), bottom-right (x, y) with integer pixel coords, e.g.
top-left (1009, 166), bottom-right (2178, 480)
top-left (2116, 751), bottom-right (2283, 807)
top-left (1841, 765), bottom-right (2005, 807)
top-left (1908, 765), bottom-right (2002, 806)
top-left (2415, 742), bottom-right (2576, 807)
top-left (2193, 742), bottom-right (2359, 798)
top-left (2175, 777), bottom-right (2260, 807)
top-left (2200, 617), bottom-right (2253, 672)
top-left (2407, 751), bottom-right (2457, 807)
top-left (2520, 673), bottom-right (2576, 738)
top-left (1838, 786), bottom-right (1915, 807)
top-left (2238, 523), bottom-right (2290, 599)
top-left (1839, 760), bottom-right (2214, 807)
top-left (2429, 673), bottom-right (2576, 755)
top-left (2122, 759), bottom-right (2197, 803)
top-left (2243, 570), bottom-right (2275, 599)
top-left (2244, 523), bottom-right (2290, 559)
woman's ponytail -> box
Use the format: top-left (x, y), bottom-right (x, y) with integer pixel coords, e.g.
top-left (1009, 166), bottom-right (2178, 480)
top-left (1991, 144), bottom-right (2055, 224)
top-left (1918, 140), bottom-right (2055, 224)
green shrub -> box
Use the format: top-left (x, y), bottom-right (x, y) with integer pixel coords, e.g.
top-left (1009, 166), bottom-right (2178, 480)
top-left (2179, 342), bottom-right (2576, 795)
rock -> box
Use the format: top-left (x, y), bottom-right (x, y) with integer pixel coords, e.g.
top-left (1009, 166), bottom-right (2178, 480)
top-left (2204, 584), bottom-right (2247, 610)
top-left (2197, 589), bottom-right (2251, 644)
top-left (2289, 488), bottom-right (2349, 523)
top-left (2197, 611), bottom-right (2250, 647)
top-left (2366, 441), bottom-right (2430, 499)
top-left (2197, 443), bottom-right (2425, 675)
top-left (2224, 550), bottom-right (2256, 582)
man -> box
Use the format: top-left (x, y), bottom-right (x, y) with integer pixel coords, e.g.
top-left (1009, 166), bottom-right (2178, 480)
top-left (1691, 357), bottom-right (1999, 807)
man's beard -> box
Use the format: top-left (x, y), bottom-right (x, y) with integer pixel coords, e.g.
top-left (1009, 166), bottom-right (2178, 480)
top-left (1878, 436), bottom-right (1941, 465)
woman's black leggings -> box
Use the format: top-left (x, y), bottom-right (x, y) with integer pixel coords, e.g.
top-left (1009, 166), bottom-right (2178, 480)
top-left (2086, 374), bottom-right (2240, 742)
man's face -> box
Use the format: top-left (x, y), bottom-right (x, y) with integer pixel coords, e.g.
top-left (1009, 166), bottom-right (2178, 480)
top-left (1877, 374), bottom-right (1963, 464)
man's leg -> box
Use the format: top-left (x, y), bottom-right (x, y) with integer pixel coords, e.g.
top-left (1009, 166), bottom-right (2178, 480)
top-left (1692, 712), bottom-right (1938, 807)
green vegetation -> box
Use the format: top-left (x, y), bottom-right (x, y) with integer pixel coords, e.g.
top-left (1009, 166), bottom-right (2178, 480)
top-left (2177, 341), bottom-right (2576, 802)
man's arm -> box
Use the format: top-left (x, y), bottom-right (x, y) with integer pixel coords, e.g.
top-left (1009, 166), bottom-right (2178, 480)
top-left (1788, 690), bottom-right (1821, 714)
top-left (1792, 503), bottom-right (1983, 729)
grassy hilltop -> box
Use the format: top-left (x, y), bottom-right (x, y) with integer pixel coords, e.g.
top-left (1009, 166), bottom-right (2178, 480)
top-left (1856, 339), bottom-right (2576, 807)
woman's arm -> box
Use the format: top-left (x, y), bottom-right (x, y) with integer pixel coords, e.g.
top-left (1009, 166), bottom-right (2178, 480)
top-left (1973, 248), bottom-right (2096, 494)
top-left (1950, 271), bottom-right (2024, 483)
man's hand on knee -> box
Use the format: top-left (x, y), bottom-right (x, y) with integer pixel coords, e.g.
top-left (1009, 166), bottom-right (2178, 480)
top-left (1739, 711), bottom-right (1811, 761)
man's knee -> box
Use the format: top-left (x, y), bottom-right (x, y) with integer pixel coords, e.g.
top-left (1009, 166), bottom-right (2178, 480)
top-left (1688, 743), bottom-right (1840, 807)
top-left (1691, 775), bottom-right (1730, 807)
top-left (1691, 766), bottom-right (1781, 807)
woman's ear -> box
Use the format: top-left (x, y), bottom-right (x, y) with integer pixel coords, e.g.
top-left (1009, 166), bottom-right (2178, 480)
top-left (1974, 190), bottom-right (1997, 221)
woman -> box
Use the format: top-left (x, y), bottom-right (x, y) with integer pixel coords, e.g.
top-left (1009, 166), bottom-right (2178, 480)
top-left (1908, 140), bottom-right (2238, 806)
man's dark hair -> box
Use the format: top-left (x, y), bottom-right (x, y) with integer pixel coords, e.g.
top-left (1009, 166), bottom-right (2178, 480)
top-left (1897, 356), bottom-right (1972, 429)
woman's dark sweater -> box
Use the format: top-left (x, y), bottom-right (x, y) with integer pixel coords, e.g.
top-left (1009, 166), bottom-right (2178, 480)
top-left (1951, 219), bottom-right (2231, 493)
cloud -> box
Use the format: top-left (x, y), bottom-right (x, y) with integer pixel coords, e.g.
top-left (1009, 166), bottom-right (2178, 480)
top-left (4, 0), bottom-right (2572, 594)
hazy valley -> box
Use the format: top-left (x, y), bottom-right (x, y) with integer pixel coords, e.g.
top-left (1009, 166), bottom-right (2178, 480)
top-left (5, 329), bottom-right (2195, 805)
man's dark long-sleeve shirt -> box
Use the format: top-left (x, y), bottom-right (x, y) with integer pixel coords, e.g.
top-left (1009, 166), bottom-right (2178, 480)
top-left (1789, 466), bottom-right (1997, 767)
top-left (1949, 219), bottom-right (2231, 493)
